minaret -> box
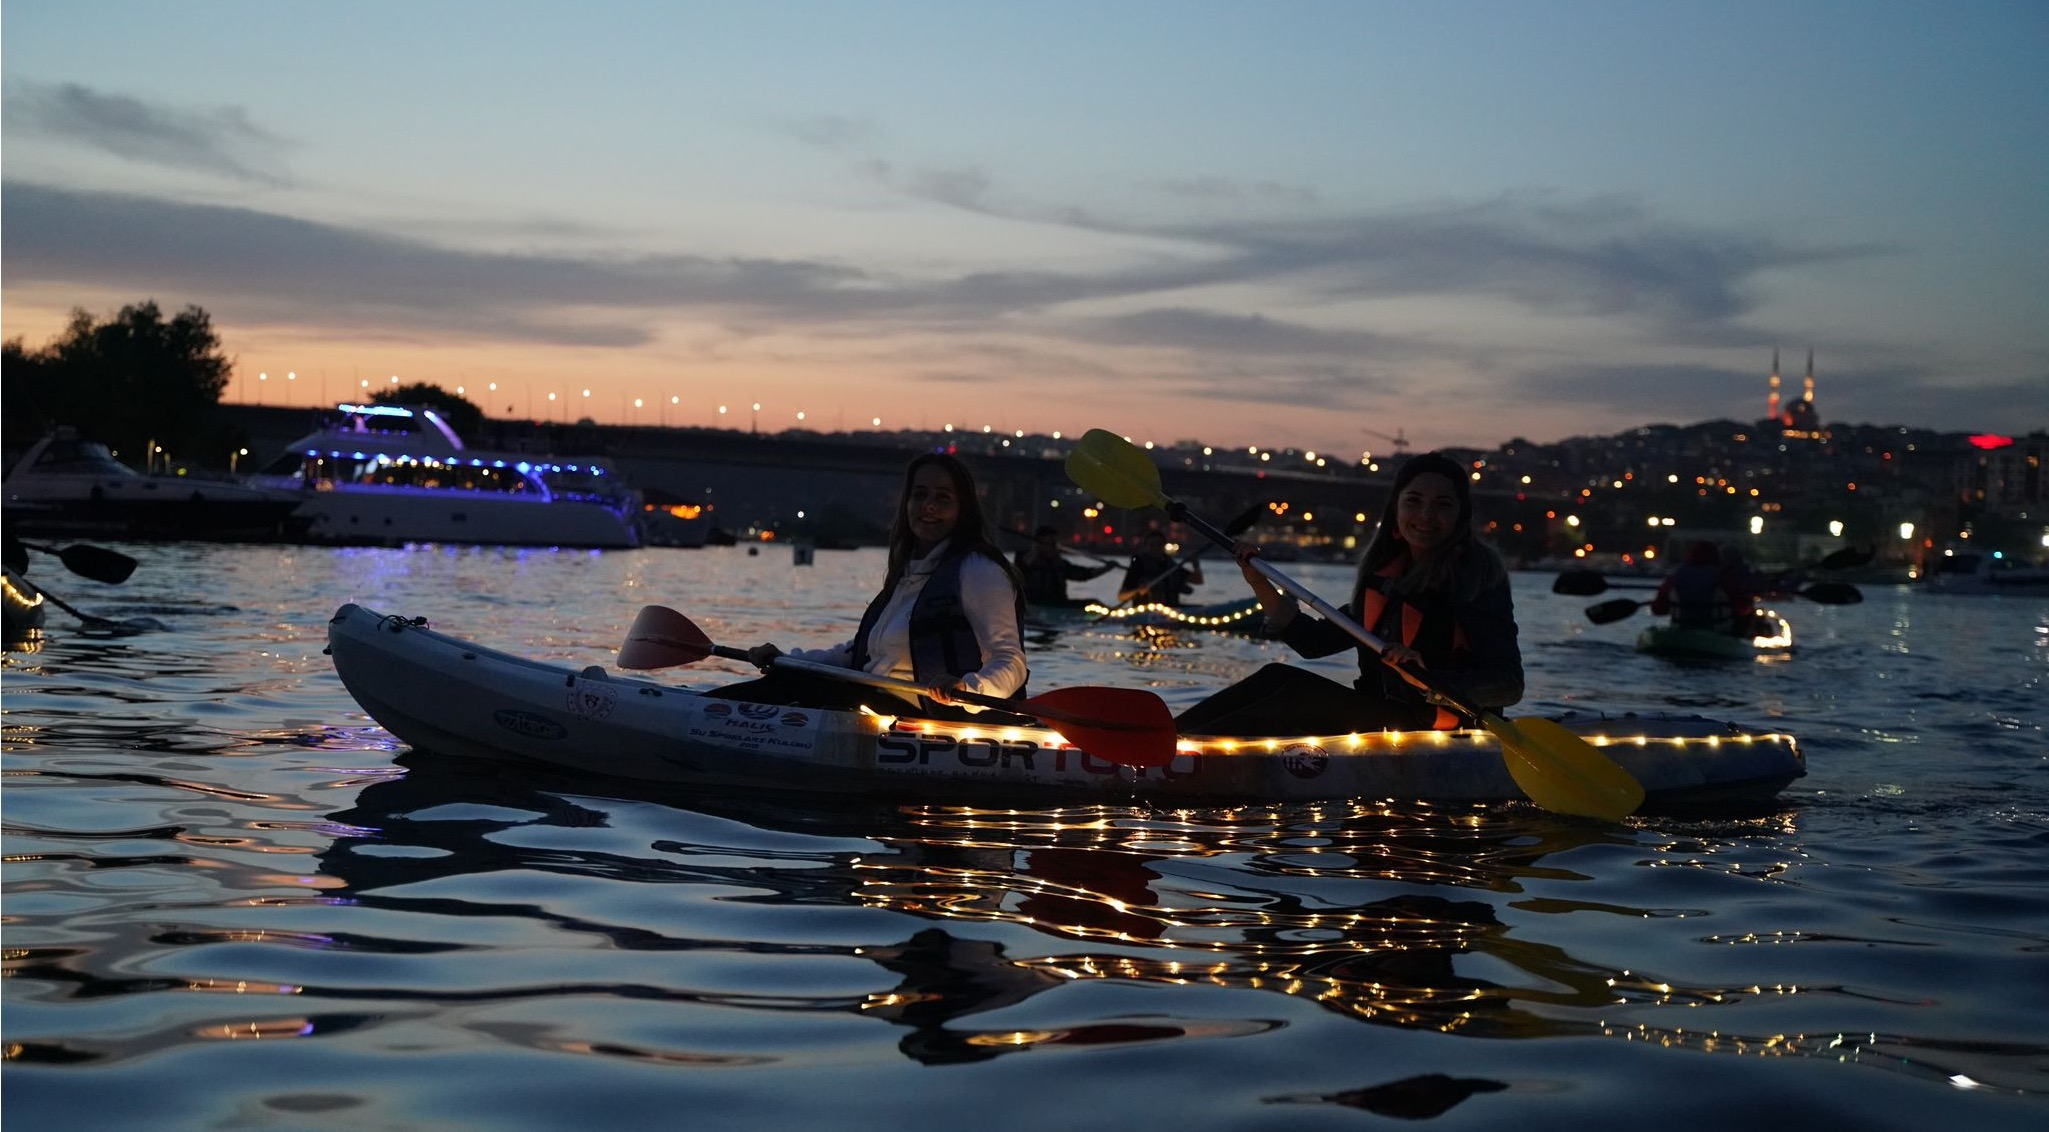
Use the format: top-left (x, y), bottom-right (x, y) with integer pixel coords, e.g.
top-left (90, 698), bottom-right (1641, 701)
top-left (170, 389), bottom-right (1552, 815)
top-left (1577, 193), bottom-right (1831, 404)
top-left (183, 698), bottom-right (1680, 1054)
top-left (1803, 349), bottom-right (1815, 405)
top-left (1768, 349), bottom-right (1781, 422)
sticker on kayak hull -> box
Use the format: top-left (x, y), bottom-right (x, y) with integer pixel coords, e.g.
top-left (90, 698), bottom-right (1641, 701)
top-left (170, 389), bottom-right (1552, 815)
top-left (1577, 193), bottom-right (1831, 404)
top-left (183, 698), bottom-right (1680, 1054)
top-left (566, 680), bottom-right (618, 721)
top-left (687, 699), bottom-right (822, 754)
top-left (494, 709), bottom-right (568, 742)
top-left (1281, 744), bottom-right (1329, 779)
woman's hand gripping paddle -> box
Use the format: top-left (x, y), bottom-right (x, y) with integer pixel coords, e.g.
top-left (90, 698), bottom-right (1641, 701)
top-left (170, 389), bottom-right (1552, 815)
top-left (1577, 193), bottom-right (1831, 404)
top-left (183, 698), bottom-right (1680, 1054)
top-left (617, 605), bottom-right (1180, 768)
top-left (1065, 429), bottom-right (1645, 820)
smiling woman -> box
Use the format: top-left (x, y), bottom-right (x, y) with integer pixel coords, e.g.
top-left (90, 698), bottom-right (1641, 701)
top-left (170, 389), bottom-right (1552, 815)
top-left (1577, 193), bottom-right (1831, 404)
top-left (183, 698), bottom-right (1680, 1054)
top-left (702, 451), bottom-right (1033, 722)
top-left (1174, 450), bottom-right (1526, 739)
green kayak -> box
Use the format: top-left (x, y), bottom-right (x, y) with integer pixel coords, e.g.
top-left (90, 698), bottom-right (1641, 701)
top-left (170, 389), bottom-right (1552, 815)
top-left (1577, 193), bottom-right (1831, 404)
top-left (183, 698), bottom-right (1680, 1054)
top-left (1637, 612), bottom-right (1793, 660)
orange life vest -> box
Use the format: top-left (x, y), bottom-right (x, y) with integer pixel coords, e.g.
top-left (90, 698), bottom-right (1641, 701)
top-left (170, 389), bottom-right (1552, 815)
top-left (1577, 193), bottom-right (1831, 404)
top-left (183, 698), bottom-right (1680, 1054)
top-left (1358, 558), bottom-right (1467, 730)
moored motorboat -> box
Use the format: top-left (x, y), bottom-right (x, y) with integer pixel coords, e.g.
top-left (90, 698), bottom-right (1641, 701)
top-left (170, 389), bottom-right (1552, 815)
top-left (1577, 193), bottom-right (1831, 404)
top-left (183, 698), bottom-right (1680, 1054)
top-left (1917, 552), bottom-right (2049, 595)
top-left (1636, 610), bottom-right (1793, 660)
top-left (327, 602), bottom-right (1806, 810)
top-left (250, 402), bottom-right (642, 548)
top-left (3, 427), bottom-right (309, 542)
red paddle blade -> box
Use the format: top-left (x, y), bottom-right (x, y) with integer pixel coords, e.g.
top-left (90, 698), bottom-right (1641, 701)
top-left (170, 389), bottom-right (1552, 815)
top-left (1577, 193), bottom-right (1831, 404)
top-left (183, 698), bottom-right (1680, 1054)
top-left (617, 605), bottom-right (715, 669)
top-left (1022, 685), bottom-right (1180, 769)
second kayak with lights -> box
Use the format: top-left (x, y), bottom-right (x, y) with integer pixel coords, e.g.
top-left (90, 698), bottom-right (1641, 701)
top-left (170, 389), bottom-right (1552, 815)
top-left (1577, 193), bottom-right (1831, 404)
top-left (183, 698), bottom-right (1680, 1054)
top-left (1637, 611), bottom-right (1794, 660)
top-left (327, 602), bottom-right (1806, 810)
top-left (1028, 596), bottom-right (1265, 634)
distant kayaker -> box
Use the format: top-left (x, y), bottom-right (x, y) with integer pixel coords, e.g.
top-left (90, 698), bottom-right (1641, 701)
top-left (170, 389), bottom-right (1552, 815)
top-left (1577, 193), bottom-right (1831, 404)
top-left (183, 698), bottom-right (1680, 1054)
top-left (1118, 529), bottom-right (1203, 606)
top-left (1650, 541), bottom-right (1750, 633)
top-left (1716, 545), bottom-right (1775, 637)
top-left (712, 452), bottom-right (1030, 721)
top-left (1176, 451), bottom-right (1524, 736)
top-left (1013, 524), bottom-right (1114, 605)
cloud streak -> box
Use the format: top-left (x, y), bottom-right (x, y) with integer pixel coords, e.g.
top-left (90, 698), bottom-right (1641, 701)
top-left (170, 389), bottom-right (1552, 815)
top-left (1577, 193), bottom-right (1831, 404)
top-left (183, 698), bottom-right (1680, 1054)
top-left (2, 81), bottom-right (292, 186)
top-left (6, 171), bottom-right (2035, 438)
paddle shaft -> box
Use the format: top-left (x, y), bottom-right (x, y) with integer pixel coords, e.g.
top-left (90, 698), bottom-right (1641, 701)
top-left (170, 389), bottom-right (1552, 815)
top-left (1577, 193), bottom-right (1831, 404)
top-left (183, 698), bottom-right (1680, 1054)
top-left (1005, 528), bottom-right (1120, 569)
top-left (1104, 545), bottom-right (1206, 611)
top-left (1095, 504), bottom-right (1258, 618)
top-left (727, 647), bottom-right (1120, 729)
top-left (1168, 504), bottom-right (1491, 721)
top-left (32, 586), bottom-right (125, 630)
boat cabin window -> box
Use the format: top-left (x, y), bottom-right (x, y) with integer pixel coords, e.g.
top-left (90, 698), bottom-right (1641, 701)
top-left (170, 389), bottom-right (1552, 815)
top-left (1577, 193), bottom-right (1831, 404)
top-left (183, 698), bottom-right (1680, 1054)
top-left (536, 465), bottom-right (624, 502)
top-left (300, 455), bottom-right (536, 495)
top-left (30, 438), bottom-right (137, 477)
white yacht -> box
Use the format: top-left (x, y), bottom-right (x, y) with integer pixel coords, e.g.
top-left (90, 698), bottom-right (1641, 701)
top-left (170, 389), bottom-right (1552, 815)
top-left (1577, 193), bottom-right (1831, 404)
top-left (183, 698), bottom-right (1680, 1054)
top-left (3, 427), bottom-right (308, 541)
top-left (250, 403), bottom-right (642, 549)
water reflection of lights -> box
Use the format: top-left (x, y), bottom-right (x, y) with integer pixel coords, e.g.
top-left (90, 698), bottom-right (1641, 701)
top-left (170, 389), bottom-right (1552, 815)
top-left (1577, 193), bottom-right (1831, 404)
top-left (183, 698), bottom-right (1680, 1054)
top-left (845, 804), bottom-right (1630, 1035)
top-left (194, 1018), bottom-right (317, 1040)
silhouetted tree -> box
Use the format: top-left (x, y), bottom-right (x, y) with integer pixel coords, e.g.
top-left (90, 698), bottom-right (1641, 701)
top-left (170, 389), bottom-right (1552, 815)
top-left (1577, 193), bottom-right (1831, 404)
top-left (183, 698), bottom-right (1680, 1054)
top-left (372, 382), bottom-right (485, 440)
top-left (3, 301), bottom-right (231, 465)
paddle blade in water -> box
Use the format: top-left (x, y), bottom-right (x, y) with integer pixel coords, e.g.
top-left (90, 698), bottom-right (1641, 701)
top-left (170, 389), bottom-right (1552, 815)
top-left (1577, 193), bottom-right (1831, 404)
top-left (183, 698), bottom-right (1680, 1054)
top-left (1066, 429), bottom-right (1167, 510)
top-left (57, 544), bottom-right (138, 584)
top-left (1584, 598), bottom-right (1644, 624)
top-left (617, 605), bottom-right (715, 669)
top-left (1813, 545), bottom-right (1876, 571)
top-left (1551, 570), bottom-right (1608, 596)
top-left (1486, 715), bottom-right (1645, 820)
top-left (1801, 582), bottom-right (1863, 605)
top-left (1022, 685), bottom-right (1179, 769)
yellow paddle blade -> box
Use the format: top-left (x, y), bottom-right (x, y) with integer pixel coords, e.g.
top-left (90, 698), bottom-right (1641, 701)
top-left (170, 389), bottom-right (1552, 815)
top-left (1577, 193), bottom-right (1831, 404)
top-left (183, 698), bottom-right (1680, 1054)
top-left (1065, 429), bottom-right (1168, 510)
top-left (1484, 715), bottom-right (1645, 820)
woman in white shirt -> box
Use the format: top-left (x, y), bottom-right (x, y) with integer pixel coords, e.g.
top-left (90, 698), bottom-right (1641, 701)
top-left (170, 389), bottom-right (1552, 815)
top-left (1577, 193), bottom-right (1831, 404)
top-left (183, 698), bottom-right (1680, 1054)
top-left (713, 453), bottom-right (1030, 720)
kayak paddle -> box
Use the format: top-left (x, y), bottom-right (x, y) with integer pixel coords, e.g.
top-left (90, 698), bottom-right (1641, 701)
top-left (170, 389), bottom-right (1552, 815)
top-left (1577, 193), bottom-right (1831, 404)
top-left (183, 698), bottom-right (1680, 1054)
top-left (1000, 526), bottom-right (1123, 570)
top-left (616, 605), bottom-right (1181, 768)
top-left (1551, 570), bottom-right (1655, 596)
top-left (29, 584), bottom-right (164, 634)
top-left (16, 541), bottom-right (138, 585)
top-left (1091, 502), bottom-right (1263, 621)
top-left (1579, 581), bottom-right (1861, 623)
top-left (1066, 428), bottom-right (1644, 820)
top-left (1556, 544), bottom-right (1875, 598)
top-left (1559, 570), bottom-right (1861, 603)
top-left (1585, 597), bottom-right (1650, 625)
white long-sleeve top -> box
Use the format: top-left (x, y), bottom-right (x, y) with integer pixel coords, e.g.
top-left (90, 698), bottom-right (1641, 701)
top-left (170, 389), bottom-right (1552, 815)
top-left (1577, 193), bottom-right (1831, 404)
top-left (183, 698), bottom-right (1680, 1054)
top-left (787, 546), bottom-right (1029, 702)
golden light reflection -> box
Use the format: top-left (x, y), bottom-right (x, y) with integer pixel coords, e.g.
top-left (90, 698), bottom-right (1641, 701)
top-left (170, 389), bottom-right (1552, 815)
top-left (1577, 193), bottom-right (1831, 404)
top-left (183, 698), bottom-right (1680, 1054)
top-left (194, 1017), bottom-right (316, 1040)
top-left (809, 798), bottom-right (1853, 1063)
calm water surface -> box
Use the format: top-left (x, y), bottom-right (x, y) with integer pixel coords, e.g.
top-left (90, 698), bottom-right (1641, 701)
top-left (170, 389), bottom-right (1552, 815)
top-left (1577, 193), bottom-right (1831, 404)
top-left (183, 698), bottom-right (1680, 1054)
top-left (4, 543), bottom-right (2045, 1130)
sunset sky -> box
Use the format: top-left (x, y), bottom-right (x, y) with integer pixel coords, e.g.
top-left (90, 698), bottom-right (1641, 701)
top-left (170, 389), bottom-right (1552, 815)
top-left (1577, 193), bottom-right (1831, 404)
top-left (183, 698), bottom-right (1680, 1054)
top-left (5, 1), bottom-right (2045, 455)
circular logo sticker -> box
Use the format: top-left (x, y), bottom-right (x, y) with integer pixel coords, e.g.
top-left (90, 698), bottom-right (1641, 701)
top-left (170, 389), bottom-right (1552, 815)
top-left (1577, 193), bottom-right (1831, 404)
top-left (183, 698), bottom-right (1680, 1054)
top-left (1281, 743), bottom-right (1328, 779)
top-left (566, 680), bottom-right (618, 721)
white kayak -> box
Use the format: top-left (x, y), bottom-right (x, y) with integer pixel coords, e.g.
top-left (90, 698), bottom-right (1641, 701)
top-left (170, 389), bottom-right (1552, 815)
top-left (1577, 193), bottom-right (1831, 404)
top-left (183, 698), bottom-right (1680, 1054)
top-left (326, 602), bottom-right (1806, 810)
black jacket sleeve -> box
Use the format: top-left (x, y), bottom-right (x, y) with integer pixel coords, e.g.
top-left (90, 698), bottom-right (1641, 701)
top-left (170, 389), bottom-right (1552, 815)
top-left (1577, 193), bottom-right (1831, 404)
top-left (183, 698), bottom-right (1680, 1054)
top-left (1275, 574), bottom-right (1524, 711)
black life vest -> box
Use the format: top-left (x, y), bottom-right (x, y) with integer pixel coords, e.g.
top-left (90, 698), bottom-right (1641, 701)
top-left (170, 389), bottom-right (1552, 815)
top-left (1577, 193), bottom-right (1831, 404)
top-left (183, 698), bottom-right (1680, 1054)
top-left (853, 548), bottom-right (1026, 696)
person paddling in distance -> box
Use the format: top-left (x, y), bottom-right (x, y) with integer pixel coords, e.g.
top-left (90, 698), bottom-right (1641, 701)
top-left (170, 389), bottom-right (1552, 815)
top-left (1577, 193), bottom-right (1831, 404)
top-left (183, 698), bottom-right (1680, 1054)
top-left (1649, 540), bottom-right (1750, 634)
top-left (710, 452), bottom-right (1031, 722)
top-left (1014, 524), bottom-right (1114, 605)
top-left (1175, 451), bottom-right (1524, 736)
top-left (1118, 529), bottom-right (1204, 606)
